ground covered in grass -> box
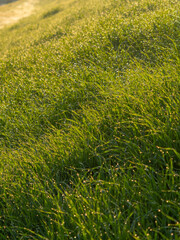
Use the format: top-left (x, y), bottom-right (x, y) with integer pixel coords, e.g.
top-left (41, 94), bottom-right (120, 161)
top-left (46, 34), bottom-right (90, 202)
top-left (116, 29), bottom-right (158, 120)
top-left (0, 0), bottom-right (180, 239)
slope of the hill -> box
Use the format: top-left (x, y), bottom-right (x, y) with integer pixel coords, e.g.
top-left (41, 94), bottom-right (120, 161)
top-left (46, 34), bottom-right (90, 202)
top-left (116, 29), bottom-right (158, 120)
top-left (0, 0), bottom-right (180, 239)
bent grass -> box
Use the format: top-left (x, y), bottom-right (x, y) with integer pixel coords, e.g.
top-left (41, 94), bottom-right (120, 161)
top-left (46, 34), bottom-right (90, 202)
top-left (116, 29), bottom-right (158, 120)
top-left (0, 0), bottom-right (180, 239)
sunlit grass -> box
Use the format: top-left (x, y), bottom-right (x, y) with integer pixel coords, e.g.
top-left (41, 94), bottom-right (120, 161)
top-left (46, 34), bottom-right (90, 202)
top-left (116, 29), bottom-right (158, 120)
top-left (0, 0), bottom-right (180, 239)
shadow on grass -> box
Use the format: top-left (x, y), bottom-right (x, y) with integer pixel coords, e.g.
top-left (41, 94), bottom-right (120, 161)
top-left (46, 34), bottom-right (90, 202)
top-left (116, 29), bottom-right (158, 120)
top-left (42, 7), bottom-right (63, 19)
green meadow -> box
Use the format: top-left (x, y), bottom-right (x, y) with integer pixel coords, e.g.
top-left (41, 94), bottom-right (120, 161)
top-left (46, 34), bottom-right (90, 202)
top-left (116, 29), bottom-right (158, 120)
top-left (0, 0), bottom-right (180, 239)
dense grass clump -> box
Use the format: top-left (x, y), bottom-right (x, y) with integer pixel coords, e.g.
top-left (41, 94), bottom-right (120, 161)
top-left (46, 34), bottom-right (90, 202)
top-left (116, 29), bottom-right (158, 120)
top-left (0, 0), bottom-right (180, 239)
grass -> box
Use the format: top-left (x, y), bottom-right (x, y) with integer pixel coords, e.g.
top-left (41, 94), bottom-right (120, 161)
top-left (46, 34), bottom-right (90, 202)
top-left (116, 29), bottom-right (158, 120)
top-left (0, 0), bottom-right (180, 239)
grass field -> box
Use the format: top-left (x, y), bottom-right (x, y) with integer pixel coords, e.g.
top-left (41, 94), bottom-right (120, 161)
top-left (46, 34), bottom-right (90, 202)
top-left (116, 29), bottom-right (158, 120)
top-left (0, 0), bottom-right (180, 239)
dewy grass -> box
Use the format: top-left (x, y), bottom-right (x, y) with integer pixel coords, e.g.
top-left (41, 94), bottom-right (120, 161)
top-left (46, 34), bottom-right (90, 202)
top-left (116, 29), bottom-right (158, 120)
top-left (0, 0), bottom-right (180, 239)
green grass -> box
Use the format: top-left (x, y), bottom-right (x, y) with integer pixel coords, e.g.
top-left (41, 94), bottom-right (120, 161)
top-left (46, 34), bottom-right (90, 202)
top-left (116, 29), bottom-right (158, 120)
top-left (0, 0), bottom-right (180, 239)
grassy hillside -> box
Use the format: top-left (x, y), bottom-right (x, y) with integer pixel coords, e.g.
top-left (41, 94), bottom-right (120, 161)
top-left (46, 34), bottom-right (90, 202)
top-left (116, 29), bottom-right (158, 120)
top-left (0, 0), bottom-right (180, 239)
